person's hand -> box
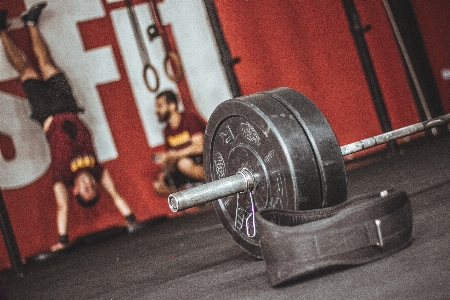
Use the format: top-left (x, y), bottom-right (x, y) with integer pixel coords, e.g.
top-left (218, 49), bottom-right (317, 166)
top-left (152, 152), bottom-right (167, 165)
top-left (164, 150), bottom-right (179, 166)
top-left (154, 151), bottom-right (178, 168)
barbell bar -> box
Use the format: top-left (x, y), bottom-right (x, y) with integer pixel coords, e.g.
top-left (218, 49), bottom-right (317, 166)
top-left (167, 88), bottom-right (450, 258)
top-left (169, 107), bottom-right (450, 213)
top-left (340, 114), bottom-right (450, 155)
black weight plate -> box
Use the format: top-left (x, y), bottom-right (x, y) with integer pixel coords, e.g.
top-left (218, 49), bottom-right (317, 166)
top-left (204, 93), bottom-right (322, 258)
top-left (263, 88), bottom-right (347, 207)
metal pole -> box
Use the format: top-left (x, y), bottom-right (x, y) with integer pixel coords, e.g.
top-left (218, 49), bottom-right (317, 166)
top-left (169, 113), bottom-right (450, 211)
top-left (342, 0), bottom-right (397, 152)
top-left (382, 0), bottom-right (445, 129)
top-left (0, 189), bottom-right (23, 277)
top-left (383, 0), bottom-right (434, 126)
top-left (203, 0), bottom-right (242, 98)
top-left (340, 113), bottom-right (450, 156)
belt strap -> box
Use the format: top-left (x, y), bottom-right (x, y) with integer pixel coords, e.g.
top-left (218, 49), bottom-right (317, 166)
top-left (256, 190), bottom-right (413, 286)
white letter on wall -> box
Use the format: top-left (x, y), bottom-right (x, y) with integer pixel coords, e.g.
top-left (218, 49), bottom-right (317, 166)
top-left (0, 92), bottom-right (51, 188)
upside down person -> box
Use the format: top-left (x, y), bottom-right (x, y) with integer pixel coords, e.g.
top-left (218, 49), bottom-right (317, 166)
top-left (0, 3), bottom-right (142, 252)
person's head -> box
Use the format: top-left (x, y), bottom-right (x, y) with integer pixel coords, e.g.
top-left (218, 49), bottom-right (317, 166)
top-left (73, 170), bottom-right (100, 207)
top-left (155, 90), bottom-right (179, 123)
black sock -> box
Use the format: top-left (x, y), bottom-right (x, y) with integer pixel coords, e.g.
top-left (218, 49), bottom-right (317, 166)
top-left (0, 10), bottom-right (7, 30)
top-left (59, 234), bottom-right (69, 244)
top-left (125, 213), bottom-right (136, 224)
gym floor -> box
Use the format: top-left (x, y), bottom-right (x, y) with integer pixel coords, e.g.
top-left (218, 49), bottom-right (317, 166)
top-left (1, 134), bottom-right (449, 299)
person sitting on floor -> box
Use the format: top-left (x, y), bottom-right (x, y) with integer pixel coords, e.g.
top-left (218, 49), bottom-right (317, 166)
top-left (152, 90), bottom-right (206, 196)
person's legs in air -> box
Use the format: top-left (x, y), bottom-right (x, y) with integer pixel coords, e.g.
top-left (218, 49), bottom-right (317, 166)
top-left (0, 9), bottom-right (40, 81)
top-left (21, 2), bottom-right (60, 80)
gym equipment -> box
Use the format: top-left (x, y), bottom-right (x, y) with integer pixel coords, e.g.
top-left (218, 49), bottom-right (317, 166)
top-left (342, 0), bottom-right (396, 144)
top-left (382, 0), bottom-right (445, 122)
top-left (146, 0), bottom-right (184, 83)
top-left (168, 87), bottom-right (450, 257)
top-left (257, 190), bottom-right (412, 286)
top-left (125, 0), bottom-right (160, 92)
top-left (203, 0), bottom-right (242, 98)
top-left (0, 188), bottom-right (23, 276)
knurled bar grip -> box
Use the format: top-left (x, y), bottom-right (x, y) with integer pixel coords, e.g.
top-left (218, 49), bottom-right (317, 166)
top-left (340, 114), bottom-right (450, 156)
top-left (168, 173), bottom-right (249, 212)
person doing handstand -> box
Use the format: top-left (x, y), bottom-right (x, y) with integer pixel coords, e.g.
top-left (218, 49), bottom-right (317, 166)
top-left (153, 90), bottom-right (206, 196)
top-left (0, 3), bottom-right (141, 252)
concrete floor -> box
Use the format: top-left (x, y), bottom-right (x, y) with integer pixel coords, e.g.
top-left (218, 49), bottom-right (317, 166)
top-left (1, 134), bottom-right (450, 299)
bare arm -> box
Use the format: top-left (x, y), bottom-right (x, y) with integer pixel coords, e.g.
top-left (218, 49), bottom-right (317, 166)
top-left (157, 133), bottom-right (204, 166)
top-left (100, 168), bottom-right (132, 217)
top-left (53, 182), bottom-right (70, 236)
top-left (171, 132), bottom-right (204, 158)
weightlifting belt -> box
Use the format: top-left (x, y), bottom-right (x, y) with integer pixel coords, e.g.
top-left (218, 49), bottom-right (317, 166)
top-left (256, 190), bottom-right (413, 286)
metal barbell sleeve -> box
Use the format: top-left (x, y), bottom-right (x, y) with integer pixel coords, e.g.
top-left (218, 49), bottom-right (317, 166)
top-left (168, 169), bottom-right (254, 212)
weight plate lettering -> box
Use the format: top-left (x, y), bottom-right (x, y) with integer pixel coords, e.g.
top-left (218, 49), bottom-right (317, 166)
top-left (204, 92), bottom-right (321, 257)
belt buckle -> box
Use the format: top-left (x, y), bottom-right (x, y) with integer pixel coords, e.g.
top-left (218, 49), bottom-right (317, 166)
top-left (374, 219), bottom-right (384, 247)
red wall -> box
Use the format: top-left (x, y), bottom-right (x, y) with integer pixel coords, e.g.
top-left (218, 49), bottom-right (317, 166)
top-left (216, 0), bottom-right (412, 147)
top-left (215, 0), bottom-right (449, 145)
top-left (0, 0), bottom-right (448, 269)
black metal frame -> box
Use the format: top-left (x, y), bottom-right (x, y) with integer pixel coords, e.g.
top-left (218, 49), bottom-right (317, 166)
top-left (203, 0), bottom-right (242, 98)
top-left (342, 0), bottom-right (397, 153)
top-left (0, 189), bottom-right (23, 276)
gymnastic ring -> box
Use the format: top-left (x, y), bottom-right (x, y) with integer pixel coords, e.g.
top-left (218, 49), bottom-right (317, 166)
top-left (164, 51), bottom-right (183, 83)
top-left (143, 63), bottom-right (160, 93)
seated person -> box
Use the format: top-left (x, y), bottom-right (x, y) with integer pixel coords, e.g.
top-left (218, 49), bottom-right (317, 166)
top-left (0, 3), bottom-right (141, 252)
top-left (153, 90), bottom-right (206, 196)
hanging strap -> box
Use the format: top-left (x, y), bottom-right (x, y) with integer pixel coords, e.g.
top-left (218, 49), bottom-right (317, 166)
top-left (146, 0), bottom-right (183, 83)
top-left (125, 0), bottom-right (160, 92)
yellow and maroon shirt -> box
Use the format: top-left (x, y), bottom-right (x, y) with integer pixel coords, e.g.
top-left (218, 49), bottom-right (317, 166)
top-left (164, 112), bottom-right (206, 150)
top-left (46, 112), bottom-right (103, 186)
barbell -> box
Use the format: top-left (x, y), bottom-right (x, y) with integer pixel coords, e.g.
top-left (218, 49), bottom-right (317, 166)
top-left (168, 87), bottom-right (450, 258)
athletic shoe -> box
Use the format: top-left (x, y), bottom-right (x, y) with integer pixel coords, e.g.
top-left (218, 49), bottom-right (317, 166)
top-left (21, 1), bottom-right (47, 25)
top-left (0, 10), bottom-right (7, 30)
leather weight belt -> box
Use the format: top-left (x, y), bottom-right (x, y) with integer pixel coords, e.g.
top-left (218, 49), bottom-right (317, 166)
top-left (256, 190), bottom-right (413, 286)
